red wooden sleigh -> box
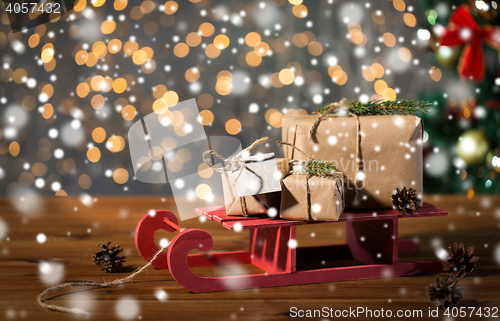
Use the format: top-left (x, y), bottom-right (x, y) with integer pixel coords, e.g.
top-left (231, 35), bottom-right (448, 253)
top-left (135, 203), bottom-right (447, 293)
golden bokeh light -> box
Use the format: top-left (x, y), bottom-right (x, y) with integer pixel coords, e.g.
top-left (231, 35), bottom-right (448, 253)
top-left (122, 105), bottom-right (137, 120)
top-left (374, 80), bottom-right (388, 95)
top-left (245, 32), bottom-right (261, 47)
top-left (328, 65), bottom-right (343, 79)
top-left (371, 63), bottom-right (385, 78)
top-left (87, 146), bottom-right (101, 163)
top-left (398, 47), bottom-right (412, 62)
top-left (92, 0), bottom-right (106, 7)
top-left (215, 77), bottom-right (232, 95)
top-left (108, 39), bottom-right (122, 53)
top-left (92, 41), bottom-right (107, 58)
top-left (113, 78), bottom-right (128, 93)
top-left (168, 158), bottom-right (183, 172)
top-left (185, 67), bottom-right (200, 82)
top-left (92, 127), bottom-right (107, 143)
top-left (164, 1), bottom-right (178, 14)
top-left (124, 41), bottom-right (139, 55)
top-left (214, 34), bottom-right (230, 49)
top-left (113, 168), bottom-right (129, 184)
top-left (107, 136), bottom-right (125, 153)
top-left (163, 90), bottom-right (179, 106)
top-left (174, 43), bottom-right (189, 58)
top-left (79, 174), bottom-right (92, 189)
top-left (91, 94), bottom-right (105, 110)
top-left (225, 119), bottom-right (241, 135)
top-left (100, 20), bottom-right (116, 34)
top-left (41, 103), bottom-right (54, 119)
top-left (153, 85), bottom-right (168, 99)
top-left (362, 66), bottom-right (376, 82)
top-left (293, 33), bottom-right (308, 48)
top-left (292, 4), bottom-right (308, 17)
top-left (254, 42), bottom-right (270, 56)
top-left (85, 52), bottom-right (98, 67)
top-left (383, 33), bottom-right (396, 47)
top-left (132, 49), bottom-right (148, 65)
top-left (31, 162), bottom-right (48, 177)
top-left (186, 32), bottom-right (202, 47)
top-left (196, 183), bottom-right (212, 200)
top-left (75, 0), bottom-right (86, 11)
top-left (75, 50), bottom-right (88, 65)
top-left (372, 11), bottom-right (385, 25)
top-left (268, 111), bottom-right (284, 128)
top-left (199, 22), bottom-right (215, 37)
top-left (76, 83), bottom-right (90, 98)
top-left (19, 172), bottom-right (34, 186)
top-left (333, 71), bottom-right (348, 85)
top-left (41, 44), bottom-right (54, 63)
top-left (176, 148), bottom-right (192, 163)
top-left (29, 34), bottom-right (40, 48)
top-left (430, 66), bottom-right (442, 82)
top-left (279, 68), bottom-right (295, 85)
top-left (382, 87), bottom-right (397, 100)
top-left (270, 72), bottom-right (283, 88)
top-left (246, 51), bottom-right (262, 67)
top-left (198, 93), bottom-right (213, 109)
top-left (9, 141), bottom-right (20, 157)
top-left (114, 0), bottom-right (128, 11)
top-left (153, 99), bottom-right (168, 114)
top-left (404, 13), bottom-right (416, 27)
top-left (393, 0), bottom-right (406, 11)
top-left (307, 41), bottom-right (323, 56)
top-left (198, 163), bottom-right (213, 179)
top-left (199, 110), bottom-right (214, 125)
top-left (205, 44), bottom-right (221, 59)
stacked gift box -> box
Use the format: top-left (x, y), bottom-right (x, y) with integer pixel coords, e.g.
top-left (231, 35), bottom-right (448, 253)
top-left (208, 99), bottom-right (429, 221)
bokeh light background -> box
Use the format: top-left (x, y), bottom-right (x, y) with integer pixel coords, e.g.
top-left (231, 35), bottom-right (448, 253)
top-left (0, 0), bottom-right (497, 199)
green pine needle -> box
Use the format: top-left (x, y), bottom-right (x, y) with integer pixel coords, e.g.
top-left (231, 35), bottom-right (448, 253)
top-left (317, 99), bottom-right (432, 116)
top-left (305, 159), bottom-right (337, 175)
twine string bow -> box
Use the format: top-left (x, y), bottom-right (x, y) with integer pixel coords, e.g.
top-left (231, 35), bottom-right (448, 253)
top-left (309, 98), bottom-right (351, 144)
top-left (306, 99), bottom-right (364, 205)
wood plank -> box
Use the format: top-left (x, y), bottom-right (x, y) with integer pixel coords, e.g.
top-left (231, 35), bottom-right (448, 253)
top-left (0, 196), bottom-right (498, 321)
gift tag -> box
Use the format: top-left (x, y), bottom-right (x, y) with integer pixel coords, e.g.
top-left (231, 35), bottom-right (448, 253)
top-left (234, 153), bottom-right (282, 197)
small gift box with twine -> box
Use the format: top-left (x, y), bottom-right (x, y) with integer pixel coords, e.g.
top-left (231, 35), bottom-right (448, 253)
top-left (203, 137), bottom-right (282, 216)
top-left (278, 141), bottom-right (345, 222)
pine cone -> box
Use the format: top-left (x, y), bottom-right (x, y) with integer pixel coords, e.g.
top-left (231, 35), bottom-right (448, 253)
top-left (92, 242), bottom-right (126, 273)
top-left (426, 275), bottom-right (464, 309)
top-left (443, 242), bottom-right (479, 278)
top-left (391, 186), bottom-right (422, 215)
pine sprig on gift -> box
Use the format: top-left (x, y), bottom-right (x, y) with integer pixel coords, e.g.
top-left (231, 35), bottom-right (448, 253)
top-left (305, 159), bottom-right (337, 175)
top-left (317, 99), bottom-right (432, 116)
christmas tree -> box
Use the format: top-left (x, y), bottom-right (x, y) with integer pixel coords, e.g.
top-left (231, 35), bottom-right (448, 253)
top-left (418, 0), bottom-right (500, 194)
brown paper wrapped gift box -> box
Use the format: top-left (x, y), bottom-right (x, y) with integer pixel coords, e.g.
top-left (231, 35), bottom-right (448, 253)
top-left (221, 158), bottom-right (290, 216)
top-left (282, 114), bottom-right (423, 209)
top-left (280, 171), bottom-right (345, 221)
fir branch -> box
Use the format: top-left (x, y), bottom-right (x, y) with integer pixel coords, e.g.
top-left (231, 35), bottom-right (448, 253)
top-left (317, 99), bottom-right (432, 116)
top-left (305, 159), bottom-right (337, 176)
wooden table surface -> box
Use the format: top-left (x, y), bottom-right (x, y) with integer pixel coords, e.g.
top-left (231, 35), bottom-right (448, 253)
top-left (1, 195), bottom-right (499, 320)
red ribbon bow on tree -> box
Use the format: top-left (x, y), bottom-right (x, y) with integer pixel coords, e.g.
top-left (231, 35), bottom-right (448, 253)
top-left (439, 5), bottom-right (500, 83)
